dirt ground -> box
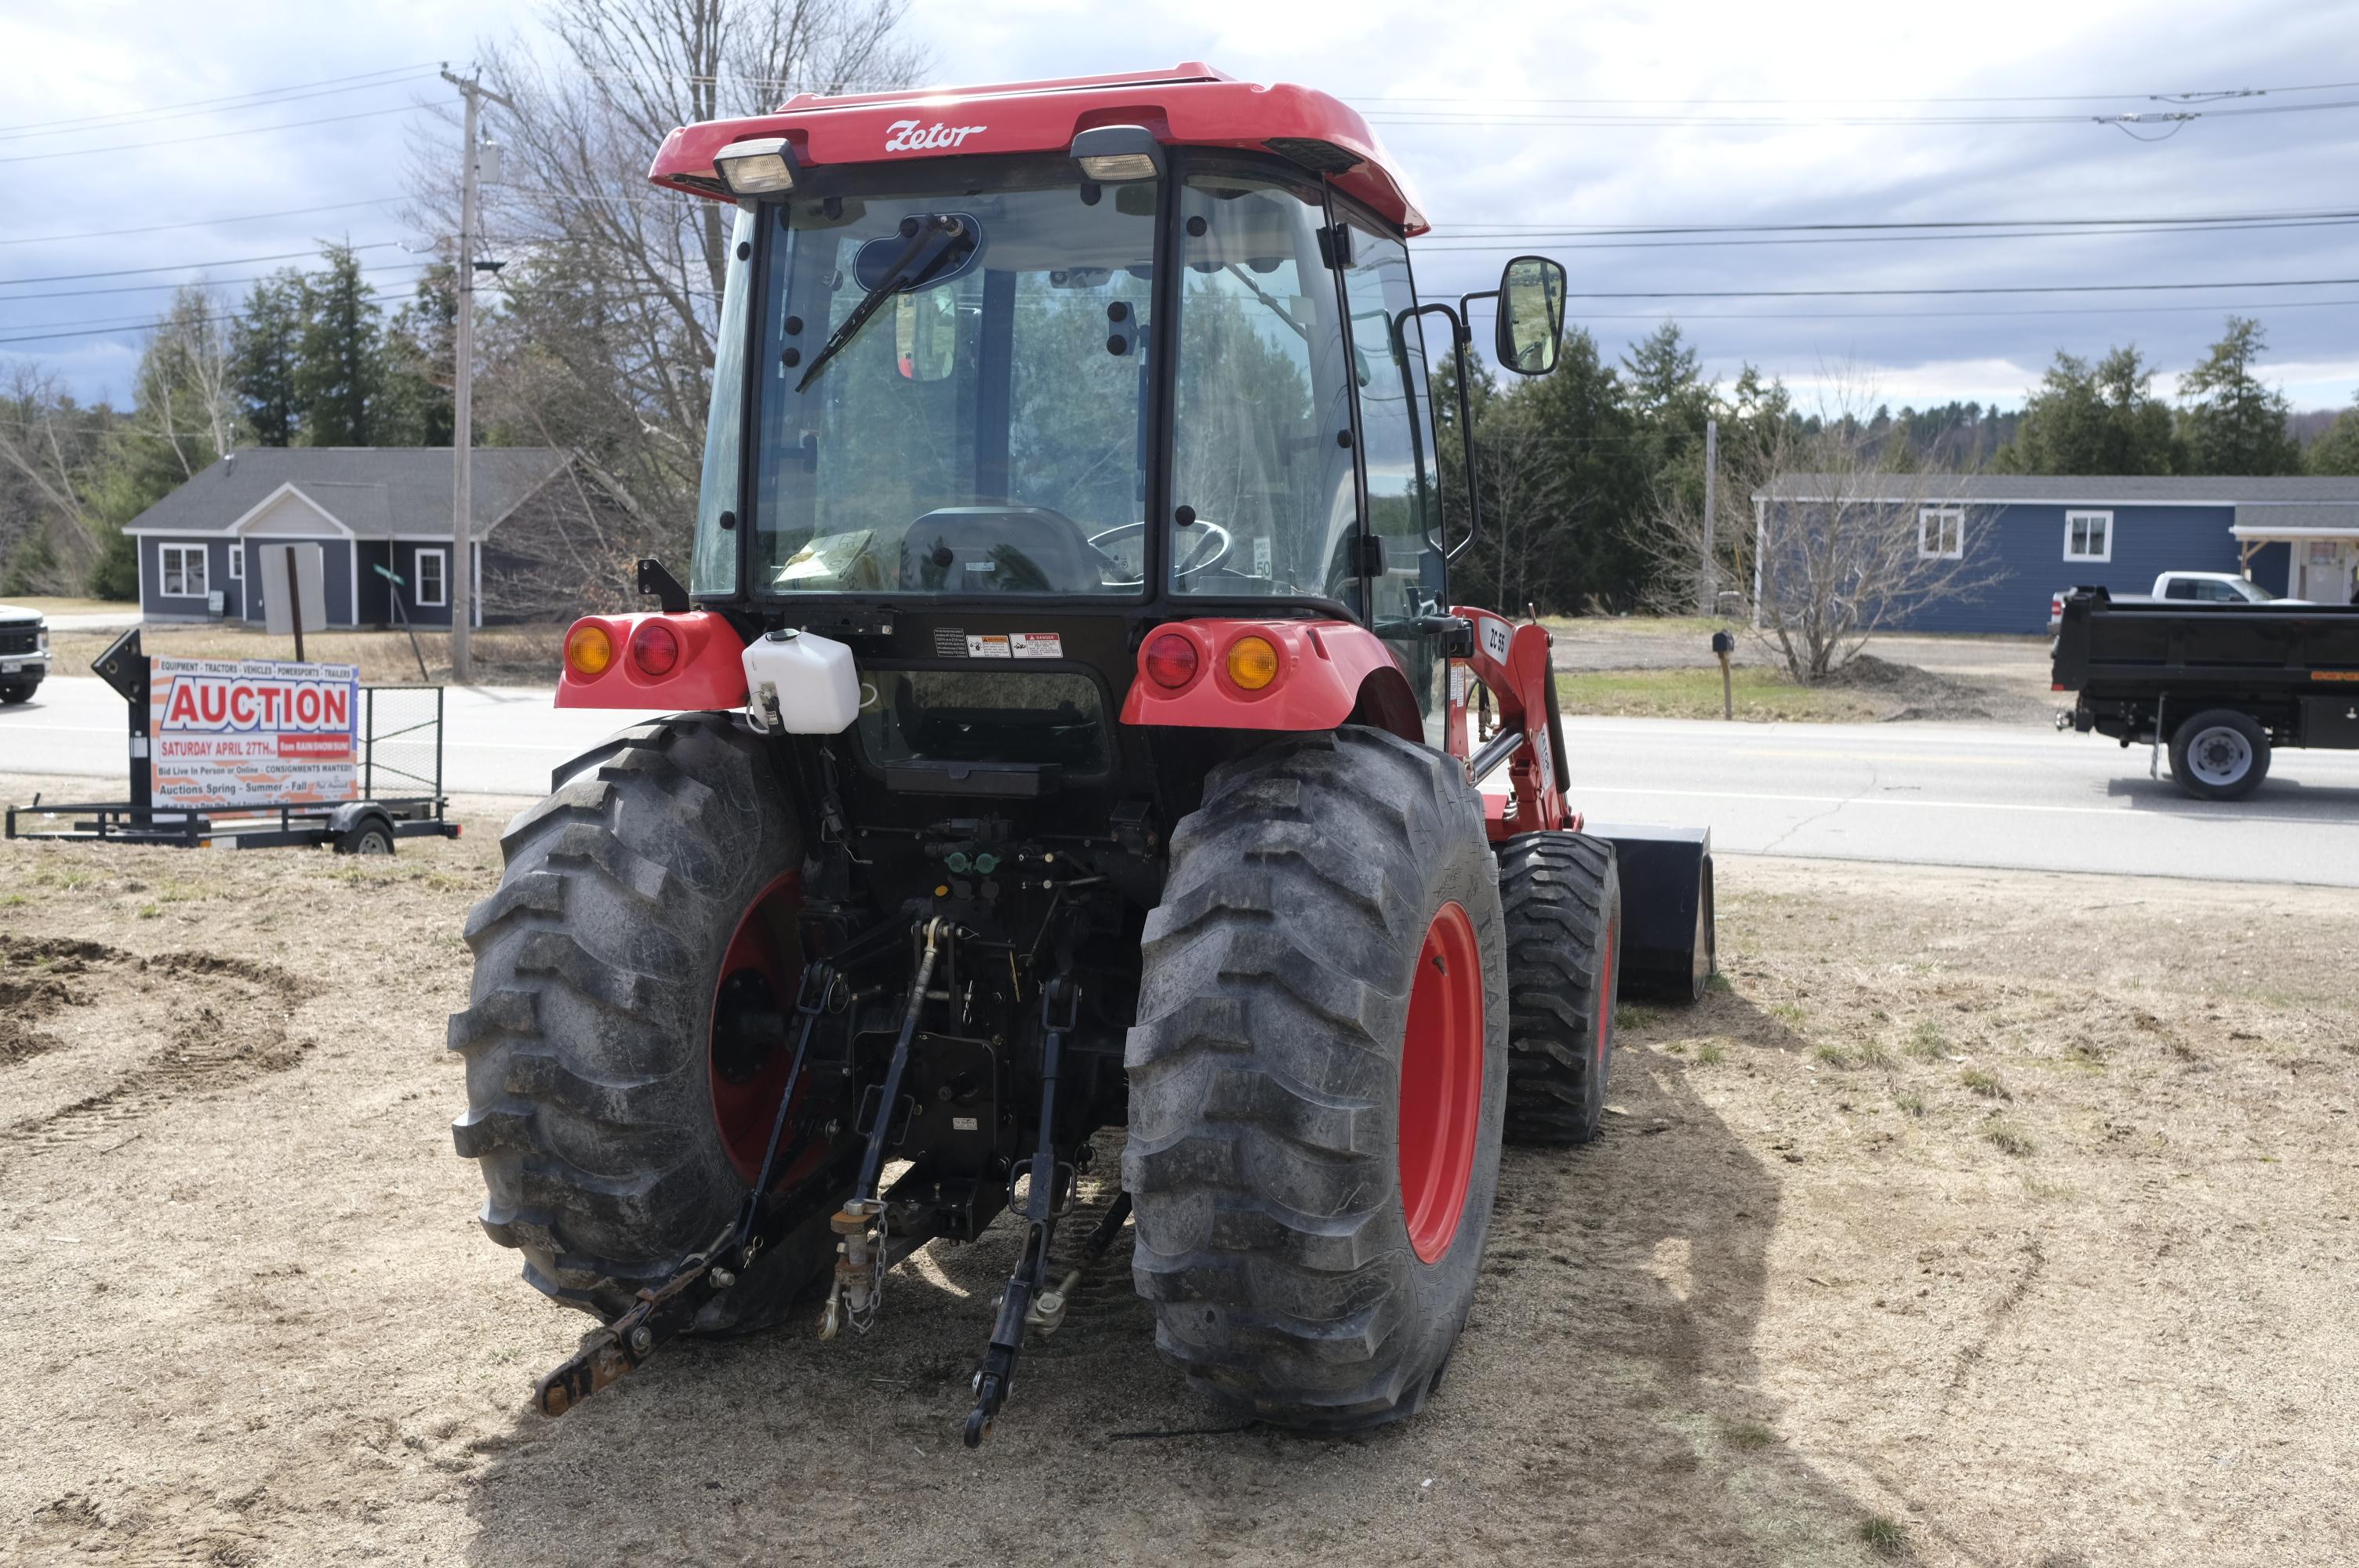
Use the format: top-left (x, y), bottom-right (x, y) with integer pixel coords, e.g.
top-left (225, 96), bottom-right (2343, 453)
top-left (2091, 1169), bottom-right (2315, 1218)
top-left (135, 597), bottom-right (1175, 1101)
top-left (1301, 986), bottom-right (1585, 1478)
top-left (2, 775), bottom-right (2354, 1567)
top-left (1545, 618), bottom-right (2058, 725)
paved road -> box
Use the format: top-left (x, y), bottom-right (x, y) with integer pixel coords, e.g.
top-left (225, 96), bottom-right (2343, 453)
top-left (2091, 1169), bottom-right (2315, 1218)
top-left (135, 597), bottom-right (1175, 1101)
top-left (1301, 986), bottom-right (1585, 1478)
top-left (9, 677), bottom-right (2357, 885)
top-left (2, 675), bottom-right (651, 798)
top-left (1557, 716), bottom-right (2359, 887)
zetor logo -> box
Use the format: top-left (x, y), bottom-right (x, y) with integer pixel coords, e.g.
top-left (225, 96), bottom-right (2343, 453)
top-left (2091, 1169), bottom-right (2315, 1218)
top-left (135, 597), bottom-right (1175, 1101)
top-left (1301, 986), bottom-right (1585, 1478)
top-left (884, 118), bottom-right (985, 152)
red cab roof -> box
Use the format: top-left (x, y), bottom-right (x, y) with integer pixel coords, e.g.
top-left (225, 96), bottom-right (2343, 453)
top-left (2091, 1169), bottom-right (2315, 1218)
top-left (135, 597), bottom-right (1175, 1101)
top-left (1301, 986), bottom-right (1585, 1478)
top-left (646, 63), bottom-right (1429, 236)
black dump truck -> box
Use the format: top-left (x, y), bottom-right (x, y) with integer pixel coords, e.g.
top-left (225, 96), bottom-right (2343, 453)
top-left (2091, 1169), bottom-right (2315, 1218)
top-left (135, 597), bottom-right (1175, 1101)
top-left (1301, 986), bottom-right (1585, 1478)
top-left (2053, 585), bottom-right (2359, 800)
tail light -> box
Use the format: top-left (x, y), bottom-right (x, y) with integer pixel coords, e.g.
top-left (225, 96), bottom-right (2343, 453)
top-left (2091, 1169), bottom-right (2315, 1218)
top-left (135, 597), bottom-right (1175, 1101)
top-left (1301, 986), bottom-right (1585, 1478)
top-left (1143, 632), bottom-right (1200, 689)
top-left (630, 621), bottom-right (681, 677)
top-left (1225, 635), bottom-right (1279, 691)
top-left (565, 622), bottom-right (614, 677)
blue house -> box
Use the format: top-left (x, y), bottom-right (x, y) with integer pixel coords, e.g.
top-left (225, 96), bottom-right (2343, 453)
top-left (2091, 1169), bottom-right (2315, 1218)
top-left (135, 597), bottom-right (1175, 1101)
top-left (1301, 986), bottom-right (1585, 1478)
top-left (122, 447), bottom-right (576, 628)
top-left (1751, 474), bottom-right (2359, 633)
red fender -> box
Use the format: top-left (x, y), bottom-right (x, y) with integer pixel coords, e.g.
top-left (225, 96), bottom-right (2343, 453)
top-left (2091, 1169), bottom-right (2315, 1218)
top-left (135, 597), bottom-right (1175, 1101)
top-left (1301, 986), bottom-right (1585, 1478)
top-left (1450, 605), bottom-right (1570, 839)
top-left (556, 611), bottom-right (750, 710)
top-left (1118, 619), bottom-right (1422, 743)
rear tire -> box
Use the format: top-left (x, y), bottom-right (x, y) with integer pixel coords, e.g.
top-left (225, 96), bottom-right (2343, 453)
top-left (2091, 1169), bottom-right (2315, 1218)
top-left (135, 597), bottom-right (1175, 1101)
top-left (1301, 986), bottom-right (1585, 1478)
top-left (2168, 709), bottom-right (2270, 801)
top-left (1495, 832), bottom-right (1622, 1145)
top-left (450, 714), bottom-right (839, 1323)
top-left (1125, 726), bottom-right (1508, 1430)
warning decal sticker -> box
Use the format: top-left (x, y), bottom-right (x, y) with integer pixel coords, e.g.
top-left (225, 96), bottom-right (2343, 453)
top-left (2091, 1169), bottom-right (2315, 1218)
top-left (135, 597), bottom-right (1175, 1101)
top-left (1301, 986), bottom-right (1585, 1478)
top-left (1010, 633), bottom-right (1063, 659)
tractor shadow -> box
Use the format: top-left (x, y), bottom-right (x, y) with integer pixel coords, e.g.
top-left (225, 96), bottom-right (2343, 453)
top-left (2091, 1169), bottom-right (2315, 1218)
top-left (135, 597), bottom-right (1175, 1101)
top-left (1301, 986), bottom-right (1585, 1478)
top-left (460, 987), bottom-right (1896, 1567)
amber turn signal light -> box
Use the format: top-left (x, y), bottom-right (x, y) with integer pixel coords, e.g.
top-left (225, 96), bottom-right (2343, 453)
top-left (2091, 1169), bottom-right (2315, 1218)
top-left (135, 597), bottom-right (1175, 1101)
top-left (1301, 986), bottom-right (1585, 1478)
top-left (1226, 635), bottom-right (1279, 690)
top-left (565, 622), bottom-right (614, 677)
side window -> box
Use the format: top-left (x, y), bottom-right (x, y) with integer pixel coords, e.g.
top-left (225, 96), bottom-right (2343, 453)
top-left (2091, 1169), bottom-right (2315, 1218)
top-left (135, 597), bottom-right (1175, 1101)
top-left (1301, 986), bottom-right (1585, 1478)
top-left (692, 205), bottom-right (755, 597)
top-left (2165, 578), bottom-right (2197, 600)
top-left (1337, 218), bottom-right (1445, 743)
top-left (1170, 174), bottom-right (1356, 602)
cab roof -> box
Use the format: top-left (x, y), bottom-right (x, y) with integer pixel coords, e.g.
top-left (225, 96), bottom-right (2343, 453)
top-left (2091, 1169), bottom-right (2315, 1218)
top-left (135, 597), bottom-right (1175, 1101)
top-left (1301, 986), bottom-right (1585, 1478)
top-left (646, 63), bottom-right (1429, 237)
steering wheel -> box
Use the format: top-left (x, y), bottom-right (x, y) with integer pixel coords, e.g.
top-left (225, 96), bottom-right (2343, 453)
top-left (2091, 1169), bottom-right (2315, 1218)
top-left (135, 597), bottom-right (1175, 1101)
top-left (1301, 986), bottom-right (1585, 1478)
top-left (1087, 518), bottom-right (1234, 587)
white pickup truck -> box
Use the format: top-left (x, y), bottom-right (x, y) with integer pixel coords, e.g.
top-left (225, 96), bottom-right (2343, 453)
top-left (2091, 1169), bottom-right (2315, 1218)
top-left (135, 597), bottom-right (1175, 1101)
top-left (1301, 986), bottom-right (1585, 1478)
top-left (2049, 572), bottom-right (2305, 629)
top-left (0, 601), bottom-right (49, 703)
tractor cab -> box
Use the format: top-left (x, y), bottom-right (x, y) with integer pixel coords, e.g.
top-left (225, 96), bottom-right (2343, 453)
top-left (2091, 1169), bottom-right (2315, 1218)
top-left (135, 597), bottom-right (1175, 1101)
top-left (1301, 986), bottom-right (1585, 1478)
top-left (478, 67), bottom-right (1712, 1450)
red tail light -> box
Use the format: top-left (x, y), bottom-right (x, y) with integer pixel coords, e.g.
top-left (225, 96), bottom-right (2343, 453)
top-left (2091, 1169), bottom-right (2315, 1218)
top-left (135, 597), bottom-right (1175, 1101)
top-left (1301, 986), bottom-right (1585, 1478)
top-left (1144, 632), bottom-right (1200, 689)
top-left (630, 621), bottom-right (681, 677)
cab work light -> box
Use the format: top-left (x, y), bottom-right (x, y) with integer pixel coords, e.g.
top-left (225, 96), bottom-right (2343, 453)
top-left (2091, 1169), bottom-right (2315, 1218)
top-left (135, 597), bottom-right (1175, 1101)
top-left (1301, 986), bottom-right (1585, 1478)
top-left (714, 136), bottom-right (799, 196)
top-left (1069, 125), bottom-right (1164, 183)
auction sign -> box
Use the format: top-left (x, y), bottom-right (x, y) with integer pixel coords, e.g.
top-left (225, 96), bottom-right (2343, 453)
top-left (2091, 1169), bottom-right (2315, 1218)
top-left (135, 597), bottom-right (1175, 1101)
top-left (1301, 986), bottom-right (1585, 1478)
top-left (149, 657), bottom-right (361, 808)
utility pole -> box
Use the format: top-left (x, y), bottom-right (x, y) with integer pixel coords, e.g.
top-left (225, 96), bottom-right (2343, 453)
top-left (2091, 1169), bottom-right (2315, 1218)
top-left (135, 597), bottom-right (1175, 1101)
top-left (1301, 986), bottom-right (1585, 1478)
top-left (441, 67), bottom-right (514, 684)
top-left (1699, 416), bottom-right (1719, 617)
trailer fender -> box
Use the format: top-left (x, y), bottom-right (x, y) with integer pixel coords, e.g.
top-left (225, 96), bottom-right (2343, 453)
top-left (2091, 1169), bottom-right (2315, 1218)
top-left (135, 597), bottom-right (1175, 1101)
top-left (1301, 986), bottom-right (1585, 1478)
top-left (1118, 619), bottom-right (1423, 744)
top-left (1585, 822), bottom-right (1715, 1003)
top-left (329, 804), bottom-right (398, 856)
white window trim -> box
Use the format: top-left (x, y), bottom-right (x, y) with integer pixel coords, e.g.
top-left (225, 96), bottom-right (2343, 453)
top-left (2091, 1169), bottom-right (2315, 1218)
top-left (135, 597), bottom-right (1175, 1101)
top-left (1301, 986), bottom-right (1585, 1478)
top-left (158, 543), bottom-right (209, 598)
top-left (415, 547), bottom-right (449, 608)
top-left (227, 546), bottom-right (244, 580)
top-left (1917, 507), bottom-right (1964, 561)
top-left (2064, 510), bottom-right (2113, 563)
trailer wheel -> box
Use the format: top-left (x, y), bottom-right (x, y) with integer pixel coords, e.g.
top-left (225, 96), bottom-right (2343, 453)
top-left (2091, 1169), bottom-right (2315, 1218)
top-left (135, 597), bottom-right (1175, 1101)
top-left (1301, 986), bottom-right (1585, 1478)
top-left (2168, 709), bottom-right (2270, 801)
top-left (336, 819), bottom-right (396, 855)
top-left (449, 714), bottom-right (842, 1323)
top-left (1125, 726), bottom-right (1509, 1431)
top-left (1494, 831), bottom-right (1621, 1145)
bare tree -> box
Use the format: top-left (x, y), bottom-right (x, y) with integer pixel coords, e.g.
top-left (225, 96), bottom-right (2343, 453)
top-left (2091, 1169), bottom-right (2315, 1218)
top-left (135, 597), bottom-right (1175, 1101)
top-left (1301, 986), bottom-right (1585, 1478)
top-left (1643, 384), bottom-right (2002, 681)
top-left (405, 0), bottom-right (926, 610)
top-left (0, 362), bottom-right (102, 588)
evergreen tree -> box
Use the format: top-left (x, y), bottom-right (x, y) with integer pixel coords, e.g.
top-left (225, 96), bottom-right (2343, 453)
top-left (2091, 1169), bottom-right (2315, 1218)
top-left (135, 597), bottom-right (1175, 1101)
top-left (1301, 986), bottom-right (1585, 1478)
top-left (2306, 390), bottom-right (2359, 477)
top-left (378, 264), bottom-right (457, 447)
top-left (293, 244), bottom-right (385, 445)
top-left (229, 270), bottom-right (305, 445)
top-left (2177, 317), bottom-right (2302, 476)
top-left (1995, 344), bottom-right (2179, 474)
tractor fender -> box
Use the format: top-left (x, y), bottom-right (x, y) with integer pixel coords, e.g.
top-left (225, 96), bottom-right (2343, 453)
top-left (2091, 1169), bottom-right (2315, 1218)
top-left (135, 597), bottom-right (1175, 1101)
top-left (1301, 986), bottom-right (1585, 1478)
top-left (1118, 619), bottom-right (1423, 743)
top-left (556, 611), bottom-right (749, 711)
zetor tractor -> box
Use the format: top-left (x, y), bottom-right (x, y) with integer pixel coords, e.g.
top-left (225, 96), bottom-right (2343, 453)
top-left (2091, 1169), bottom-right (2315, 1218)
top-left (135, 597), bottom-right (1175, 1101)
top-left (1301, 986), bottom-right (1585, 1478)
top-left (452, 64), bottom-right (1714, 1446)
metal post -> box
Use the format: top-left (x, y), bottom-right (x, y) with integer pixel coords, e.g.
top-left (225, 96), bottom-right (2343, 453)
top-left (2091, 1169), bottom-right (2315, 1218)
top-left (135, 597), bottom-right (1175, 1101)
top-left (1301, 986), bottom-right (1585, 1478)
top-left (287, 556), bottom-right (306, 662)
top-left (1699, 416), bottom-right (1717, 617)
top-left (441, 67), bottom-right (515, 687)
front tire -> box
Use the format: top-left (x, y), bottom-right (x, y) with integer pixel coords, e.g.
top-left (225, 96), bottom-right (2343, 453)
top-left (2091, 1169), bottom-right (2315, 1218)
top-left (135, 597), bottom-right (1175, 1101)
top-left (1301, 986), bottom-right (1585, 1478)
top-left (2169, 709), bottom-right (2270, 800)
top-left (1495, 832), bottom-right (1621, 1145)
top-left (449, 715), bottom-right (839, 1323)
top-left (1125, 727), bottom-right (1509, 1430)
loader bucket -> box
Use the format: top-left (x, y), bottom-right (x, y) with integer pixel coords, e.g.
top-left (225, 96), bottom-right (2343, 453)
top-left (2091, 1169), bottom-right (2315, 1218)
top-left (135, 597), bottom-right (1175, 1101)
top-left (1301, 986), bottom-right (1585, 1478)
top-left (1590, 824), bottom-right (1715, 1003)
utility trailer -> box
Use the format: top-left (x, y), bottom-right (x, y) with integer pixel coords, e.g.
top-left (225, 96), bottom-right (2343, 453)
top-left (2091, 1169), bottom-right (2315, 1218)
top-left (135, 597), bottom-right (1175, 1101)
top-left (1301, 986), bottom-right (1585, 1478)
top-left (452, 64), bottom-right (1718, 1446)
top-left (2052, 585), bottom-right (2359, 800)
top-left (4, 627), bottom-right (460, 852)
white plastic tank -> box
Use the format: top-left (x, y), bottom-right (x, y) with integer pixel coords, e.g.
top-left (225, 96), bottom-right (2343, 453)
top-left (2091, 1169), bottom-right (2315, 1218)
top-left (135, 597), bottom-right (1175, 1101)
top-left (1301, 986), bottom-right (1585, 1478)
top-left (742, 628), bottom-right (860, 735)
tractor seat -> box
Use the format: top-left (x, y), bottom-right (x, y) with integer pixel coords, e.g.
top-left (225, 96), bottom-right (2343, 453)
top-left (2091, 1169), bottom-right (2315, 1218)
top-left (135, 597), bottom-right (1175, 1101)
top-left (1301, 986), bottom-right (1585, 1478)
top-left (900, 506), bottom-right (1101, 593)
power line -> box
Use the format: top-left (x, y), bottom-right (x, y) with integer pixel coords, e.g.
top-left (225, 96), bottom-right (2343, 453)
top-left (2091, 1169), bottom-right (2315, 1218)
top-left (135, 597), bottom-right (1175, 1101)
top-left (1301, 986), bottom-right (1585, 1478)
top-left (1559, 276), bottom-right (2359, 299)
top-left (1430, 206), bottom-right (2359, 235)
top-left (1415, 216), bottom-right (2359, 252)
top-left (0, 260), bottom-right (437, 306)
top-left (0, 101), bottom-right (425, 166)
top-left (0, 197), bottom-right (410, 249)
top-left (0, 67), bottom-right (442, 144)
top-left (0, 242), bottom-right (402, 288)
top-left (1365, 94), bottom-right (2359, 129)
top-left (1353, 78), bottom-right (2359, 107)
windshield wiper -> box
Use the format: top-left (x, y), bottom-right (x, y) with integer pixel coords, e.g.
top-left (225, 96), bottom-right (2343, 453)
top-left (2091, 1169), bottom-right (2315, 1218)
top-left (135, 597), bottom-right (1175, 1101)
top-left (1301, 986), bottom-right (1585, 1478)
top-left (794, 214), bottom-right (969, 394)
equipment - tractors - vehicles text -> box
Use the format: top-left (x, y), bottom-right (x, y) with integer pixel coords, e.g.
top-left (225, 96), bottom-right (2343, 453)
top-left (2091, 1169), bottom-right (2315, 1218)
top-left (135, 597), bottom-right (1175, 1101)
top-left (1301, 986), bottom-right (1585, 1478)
top-left (453, 64), bottom-right (1716, 1446)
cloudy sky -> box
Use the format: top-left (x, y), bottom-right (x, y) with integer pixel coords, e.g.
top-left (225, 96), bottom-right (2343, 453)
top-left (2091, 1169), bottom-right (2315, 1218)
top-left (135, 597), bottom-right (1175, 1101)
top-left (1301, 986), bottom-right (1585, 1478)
top-left (6, 0), bottom-right (2357, 417)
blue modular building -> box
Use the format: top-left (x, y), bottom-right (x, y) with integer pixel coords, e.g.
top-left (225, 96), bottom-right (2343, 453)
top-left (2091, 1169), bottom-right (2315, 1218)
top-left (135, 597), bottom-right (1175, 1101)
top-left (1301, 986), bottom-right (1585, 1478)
top-left (1751, 474), bottom-right (2359, 634)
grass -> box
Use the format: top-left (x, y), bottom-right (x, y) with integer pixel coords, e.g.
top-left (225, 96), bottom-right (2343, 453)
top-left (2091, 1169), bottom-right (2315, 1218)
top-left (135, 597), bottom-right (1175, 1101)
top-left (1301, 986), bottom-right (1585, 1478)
top-left (1895, 1091), bottom-right (1927, 1116)
top-left (1616, 1004), bottom-right (1663, 1031)
top-left (0, 595), bottom-right (133, 617)
top-left (1552, 668), bottom-right (1882, 724)
top-left (1695, 1042), bottom-right (1727, 1066)
top-left (49, 622), bottom-right (570, 687)
top-left (1716, 1417), bottom-right (1779, 1450)
top-left (1983, 1116), bottom-right (2037, 1156)
top-left (1960, 1067), bottom-right (2012, 1100)
top-left (1813, 1044), bottom-right (1856, 1069)
top-left (1859, 1515), bottom-right (1909, 1559)
top-left (1905, 1022), bottom-right (1948, 1061)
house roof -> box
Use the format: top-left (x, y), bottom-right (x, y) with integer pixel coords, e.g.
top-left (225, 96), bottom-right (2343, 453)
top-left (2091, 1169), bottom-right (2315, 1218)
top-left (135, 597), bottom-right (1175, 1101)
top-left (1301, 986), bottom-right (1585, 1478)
top-left (2232, 503), bottom-right (2359, 540)
top-left (1754, 474), bottom-right (2359, 506)
top-left (122, 447), bottom-right (571, 538)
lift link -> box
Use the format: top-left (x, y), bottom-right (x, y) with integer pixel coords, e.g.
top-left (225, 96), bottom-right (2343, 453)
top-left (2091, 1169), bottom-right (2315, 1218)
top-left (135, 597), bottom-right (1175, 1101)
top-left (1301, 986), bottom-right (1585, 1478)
top-left (965, 975), bottom-right (1081, 1447)
top-left (725, 959), bottom-right (838, 1275)
top-left (823, 917), bottom-right (946, 1339)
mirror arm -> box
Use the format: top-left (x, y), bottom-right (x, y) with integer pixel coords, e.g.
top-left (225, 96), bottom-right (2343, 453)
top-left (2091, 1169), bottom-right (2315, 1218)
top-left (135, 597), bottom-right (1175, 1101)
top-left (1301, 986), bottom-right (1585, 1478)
top-left (1411, 303), bottom-right (1482, 564)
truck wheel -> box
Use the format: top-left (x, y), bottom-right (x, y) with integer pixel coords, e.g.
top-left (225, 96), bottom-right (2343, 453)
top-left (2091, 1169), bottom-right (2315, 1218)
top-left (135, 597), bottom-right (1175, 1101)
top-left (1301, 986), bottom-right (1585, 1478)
top-left (2168, 710), bottom-right (2270, 801)
top-left (1125, 726), bottom-right (1509, 1430)
top-left (450, 715), bottom-right (841, 1323)
top-left (0, 684), bottom-right (30, 705)
top-left (1494, 831), bottom-right (1621, 1145)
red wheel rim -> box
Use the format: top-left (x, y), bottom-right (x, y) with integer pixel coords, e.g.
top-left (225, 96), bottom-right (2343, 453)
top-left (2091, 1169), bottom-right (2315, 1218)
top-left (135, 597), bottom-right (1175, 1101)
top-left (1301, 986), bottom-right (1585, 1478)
top-left (709, 869), bottom-right (806, 1182)
top-left (1398, 900), bottom-right (1485, 1265)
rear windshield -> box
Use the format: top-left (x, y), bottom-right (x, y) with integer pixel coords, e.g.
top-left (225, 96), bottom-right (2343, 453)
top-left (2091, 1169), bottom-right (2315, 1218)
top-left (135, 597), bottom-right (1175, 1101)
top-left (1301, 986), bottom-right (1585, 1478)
top-left (855, 669), bottom-right (1108, 773)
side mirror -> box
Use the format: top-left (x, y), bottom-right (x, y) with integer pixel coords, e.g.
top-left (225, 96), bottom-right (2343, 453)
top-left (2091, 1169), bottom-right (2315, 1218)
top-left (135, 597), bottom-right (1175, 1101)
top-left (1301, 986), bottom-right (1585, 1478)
top-left (1494, 255), bottom-right (1566, 376)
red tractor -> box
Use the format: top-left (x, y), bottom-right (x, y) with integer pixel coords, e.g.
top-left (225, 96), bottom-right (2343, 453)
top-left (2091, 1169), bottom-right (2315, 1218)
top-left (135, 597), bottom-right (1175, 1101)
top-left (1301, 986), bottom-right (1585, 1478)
top-left (452, 64), bottom-right (1714, 1445)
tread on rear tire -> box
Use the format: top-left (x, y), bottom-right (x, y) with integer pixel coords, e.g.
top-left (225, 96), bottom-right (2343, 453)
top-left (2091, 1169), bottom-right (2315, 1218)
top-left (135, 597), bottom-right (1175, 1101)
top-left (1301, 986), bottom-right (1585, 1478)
top-left (1124, 726), bottom-right (1509, 1431)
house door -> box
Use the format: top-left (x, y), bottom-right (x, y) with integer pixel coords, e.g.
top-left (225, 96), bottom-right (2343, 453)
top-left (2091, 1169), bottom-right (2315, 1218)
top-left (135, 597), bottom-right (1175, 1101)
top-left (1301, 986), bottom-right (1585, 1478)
top-left (2299, 539), bottom-right (2357, 603)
